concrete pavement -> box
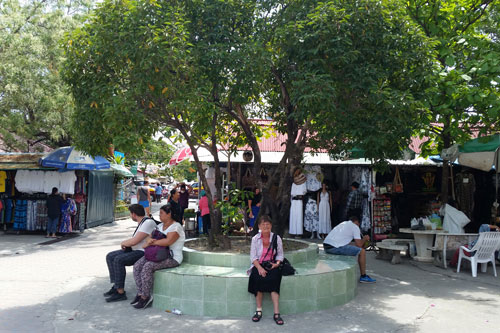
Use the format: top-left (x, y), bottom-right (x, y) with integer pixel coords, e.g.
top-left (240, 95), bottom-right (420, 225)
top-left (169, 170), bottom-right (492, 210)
top-left (1, 213), bottom-right (500, 333)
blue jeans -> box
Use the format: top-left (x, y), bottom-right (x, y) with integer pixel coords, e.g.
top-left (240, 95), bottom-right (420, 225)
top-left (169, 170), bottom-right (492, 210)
top-left (47, 217), bottom-right (59, 234)
top-left (324, 244), bottom-right (361, 256)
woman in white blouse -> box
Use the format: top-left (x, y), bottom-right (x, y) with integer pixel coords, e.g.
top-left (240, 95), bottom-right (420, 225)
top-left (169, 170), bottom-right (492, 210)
top-left (131, 203), bottom-right (185, 309)
top-left (248, 215), bottom-right (284, 325)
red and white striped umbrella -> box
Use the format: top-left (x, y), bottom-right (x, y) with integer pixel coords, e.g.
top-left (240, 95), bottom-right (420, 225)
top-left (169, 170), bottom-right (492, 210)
top-left (169, 147), bottom-right (192, 166)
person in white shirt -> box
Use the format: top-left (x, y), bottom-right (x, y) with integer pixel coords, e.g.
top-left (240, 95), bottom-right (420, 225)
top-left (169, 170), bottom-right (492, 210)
top-left (131, 203), bottom-right (185, 309)
top-left (104, 204), bottom-right (157, 302)
top-left (323, 216), bottom-right (376, 283)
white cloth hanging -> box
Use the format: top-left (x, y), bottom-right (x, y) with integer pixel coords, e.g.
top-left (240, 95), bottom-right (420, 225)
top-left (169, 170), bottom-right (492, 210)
top-left (58, 171), bottom-right (77, 194)
top-left (305, 165), bottom-right (322, 192)
top-left (318, 191), bottom-right (332, 234)
top-left (304, 197), bottom-right (319, 232)
top-left (289, 182), bottom-right (307, 235)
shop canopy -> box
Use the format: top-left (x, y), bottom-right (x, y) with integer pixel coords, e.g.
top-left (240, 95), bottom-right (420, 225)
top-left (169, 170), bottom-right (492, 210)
top-left (457, 134), bottom-right (500, 173)
top-left (110, 163), bottom-right (134, 177)
top-left (40, 147), bottom-right (110, 170)
top-left (169, 147), bottom-right (192, 166)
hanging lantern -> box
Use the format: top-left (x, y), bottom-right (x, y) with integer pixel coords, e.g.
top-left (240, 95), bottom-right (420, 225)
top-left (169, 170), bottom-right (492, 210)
top-left (243, 151), bottom-right (253, 162)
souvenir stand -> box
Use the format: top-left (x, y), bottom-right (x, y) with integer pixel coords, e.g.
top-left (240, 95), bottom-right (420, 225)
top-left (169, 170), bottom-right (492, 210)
top-left (0, 153), bottom-right (88, 233)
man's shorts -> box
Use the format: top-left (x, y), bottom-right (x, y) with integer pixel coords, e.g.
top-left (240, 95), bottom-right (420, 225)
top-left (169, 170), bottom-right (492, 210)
top-left (324, 244), bottom-right (361, 256)
top-left (139, 200), bottom-right (150, 208)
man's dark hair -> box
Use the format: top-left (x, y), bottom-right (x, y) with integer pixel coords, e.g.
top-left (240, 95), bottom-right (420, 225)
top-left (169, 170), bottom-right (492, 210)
top-left (51, 187), bottom-right (58, 195)
top-left (144, 180), bottom-right (149, 185)
top-left (170, 188), bottom-right (177, 196)
top-left (180, 184), bottom-right (186, 190)
top-left (128, 204), bottom-right (145, 216)
top-left (351, 181), bottom-right (360, 189)
top-left (349, 215), bottom-right (359, 223)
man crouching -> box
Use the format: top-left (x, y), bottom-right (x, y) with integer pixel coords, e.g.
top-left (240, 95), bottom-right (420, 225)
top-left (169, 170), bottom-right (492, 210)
top-left (323, 216), bottom-right (376, 283)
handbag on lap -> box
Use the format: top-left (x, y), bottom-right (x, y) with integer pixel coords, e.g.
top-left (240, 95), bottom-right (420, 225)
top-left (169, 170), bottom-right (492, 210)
top-left (144, 228), bottom-right (172, 262)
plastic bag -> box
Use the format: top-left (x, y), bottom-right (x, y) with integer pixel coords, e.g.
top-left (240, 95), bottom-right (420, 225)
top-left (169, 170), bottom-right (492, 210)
top-left (442, 204), bottom-right (470, 233)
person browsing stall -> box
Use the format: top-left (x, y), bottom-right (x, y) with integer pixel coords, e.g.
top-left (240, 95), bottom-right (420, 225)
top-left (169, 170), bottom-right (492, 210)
top-left (103, 204), bottom-right (156, 302)
top-left (46, 187), bottom-right (64, 238)
top-left (323, 216), bottom-right (376, 283)
top-left (131, 203), bottom-right (186, 309)
top-left (168, 188), bottom-right (182, 223)
top-left (137, 180), bottom-right (152, 217)
top-left (248, 215), bottom-right (285, 325)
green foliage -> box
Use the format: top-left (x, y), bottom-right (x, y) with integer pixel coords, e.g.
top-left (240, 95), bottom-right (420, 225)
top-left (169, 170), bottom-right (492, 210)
top-left (405, 0), bottom-right (500, 154)
top-left (0, 0), bottom-right (91, 151)
top-left (267, 0), bottom-right (435, 162)
top-left (216, 188), bottom-right (252, 235)
top-left (168, 159), bottom-right (197, 182)
top-left (63, 0), bottom-right (194, 156)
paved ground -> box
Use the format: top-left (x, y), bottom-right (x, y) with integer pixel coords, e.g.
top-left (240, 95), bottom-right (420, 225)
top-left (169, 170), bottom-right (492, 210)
top-left (1, 208), bottom-right (500, 333)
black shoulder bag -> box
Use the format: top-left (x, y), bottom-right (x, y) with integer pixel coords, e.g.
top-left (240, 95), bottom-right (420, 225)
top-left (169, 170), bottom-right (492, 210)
top-left (271, 234), bottom-right (296, 276)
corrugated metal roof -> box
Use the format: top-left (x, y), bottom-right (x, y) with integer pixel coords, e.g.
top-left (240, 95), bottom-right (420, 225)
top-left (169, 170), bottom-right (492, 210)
top-left (236, 121), bottom-right (429, 153)
top-left (0, 153), bottom-right (54, 170)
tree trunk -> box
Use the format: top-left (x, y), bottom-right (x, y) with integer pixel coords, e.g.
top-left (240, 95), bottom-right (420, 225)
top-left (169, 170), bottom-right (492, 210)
top-left (440, 118), bottom-right (451, 205)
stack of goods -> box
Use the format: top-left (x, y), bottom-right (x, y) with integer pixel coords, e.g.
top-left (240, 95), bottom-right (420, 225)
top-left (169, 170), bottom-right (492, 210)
top-left (373, 198), bottom-right (391, 234)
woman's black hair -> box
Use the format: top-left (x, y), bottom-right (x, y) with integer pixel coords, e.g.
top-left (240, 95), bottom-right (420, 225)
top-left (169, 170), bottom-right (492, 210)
top-left (160, 203), bottom-right (172, 215)
top-left (51, 187), bottom-right (58, 195)
top-left (170, 188), bottom-right (177, 196)
top-left (257, 215), bottom-right (272, 225)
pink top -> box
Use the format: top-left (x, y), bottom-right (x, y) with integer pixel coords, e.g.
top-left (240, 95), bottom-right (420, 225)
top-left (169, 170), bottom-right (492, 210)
top-left (199, 196), bottom-right (210, 216)
top-left (259, 244), bottom-right (274, 263)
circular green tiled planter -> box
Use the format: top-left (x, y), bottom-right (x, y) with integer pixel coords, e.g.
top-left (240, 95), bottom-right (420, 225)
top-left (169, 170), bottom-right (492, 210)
top-left (182, 237), bottom-right (319, 268)
top-left (152, 238), bottom-right (358, 317)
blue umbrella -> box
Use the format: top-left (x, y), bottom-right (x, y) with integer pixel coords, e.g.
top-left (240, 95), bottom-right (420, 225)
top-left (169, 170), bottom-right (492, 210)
top-left (40, 146), bottom-right (110, 170)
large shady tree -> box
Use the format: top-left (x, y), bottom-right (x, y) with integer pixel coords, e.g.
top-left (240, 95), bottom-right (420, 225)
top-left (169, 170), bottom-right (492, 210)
top-left (64, 0), bottom-right (435, 242)
top-left (0, 0), bottom-right (93, 151)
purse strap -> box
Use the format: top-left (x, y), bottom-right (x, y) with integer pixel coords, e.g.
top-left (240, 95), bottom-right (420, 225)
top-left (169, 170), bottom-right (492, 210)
top-left (271, 233), bottom-right (278, 261)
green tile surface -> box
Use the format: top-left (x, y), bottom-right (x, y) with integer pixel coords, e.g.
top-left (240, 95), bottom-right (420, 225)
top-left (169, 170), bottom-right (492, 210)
top-left (153, 249), bottom-right (358, 317)
top-left (182, 275), bottom-right (203, 300)
top-left (204, 276), bottom-right (227, 302)
top-left (181, 299), bottom-right (203, 316)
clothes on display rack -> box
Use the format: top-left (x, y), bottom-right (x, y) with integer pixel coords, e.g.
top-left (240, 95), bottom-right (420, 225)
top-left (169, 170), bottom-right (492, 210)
top-left (0, 171), bottom-right (7, 192)
top-left (26, 200), bottom-right (48, 231)
top-left (13, 200), bottom-right (27, 230)
top-left (1, 199), bottom-right (13, 223)
top-left (289, 182), bottom-right (307, 235)
top-left (15, 170), bottom-right (77, 194)
top-left (304, 165), bottom-right (323, 192)
top-left (318, 191), bottom-right (332, 234)
top-left (304, 197), bottom-right (319, 233)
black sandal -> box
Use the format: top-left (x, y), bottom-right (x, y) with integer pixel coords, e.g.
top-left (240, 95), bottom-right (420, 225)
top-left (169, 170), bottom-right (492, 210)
top-left (252, 310), bottom-right (262, 322)
top-left (274, 313), bottom-right (284, 325)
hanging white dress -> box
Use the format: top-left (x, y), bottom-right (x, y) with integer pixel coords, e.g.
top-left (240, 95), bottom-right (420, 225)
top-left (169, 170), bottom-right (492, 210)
top-left (289, 182), bottom-right (307, 235)
top-left (318, 191), bottom-right (332, 234)
top-left (304, 197), bottom-right (319, 232)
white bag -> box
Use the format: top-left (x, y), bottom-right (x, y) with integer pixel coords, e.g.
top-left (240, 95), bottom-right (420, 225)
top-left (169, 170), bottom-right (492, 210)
top-left (442, 204), bottom-right (470, 233)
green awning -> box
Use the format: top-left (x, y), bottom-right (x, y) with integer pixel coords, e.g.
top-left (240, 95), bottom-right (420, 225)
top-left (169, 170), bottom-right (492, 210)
top-left (110, 163), bottom-right (134, 177)
top-left (460, 134), bottom-right (500, 153)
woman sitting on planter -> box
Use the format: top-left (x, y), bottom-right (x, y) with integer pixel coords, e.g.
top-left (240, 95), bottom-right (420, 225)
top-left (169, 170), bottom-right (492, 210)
top-left (248, 215), bottom-right (284, 325)
top-left (131, 203), bottom-right (185, 309)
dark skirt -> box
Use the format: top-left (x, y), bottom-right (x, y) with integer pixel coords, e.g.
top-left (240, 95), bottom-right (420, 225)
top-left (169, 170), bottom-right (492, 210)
top-left (248, 266), bottom-right (283, 296)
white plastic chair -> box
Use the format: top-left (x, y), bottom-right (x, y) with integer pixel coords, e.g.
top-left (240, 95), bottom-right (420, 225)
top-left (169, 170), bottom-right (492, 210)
top-left (457, 232), bottom-right (500, 277)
